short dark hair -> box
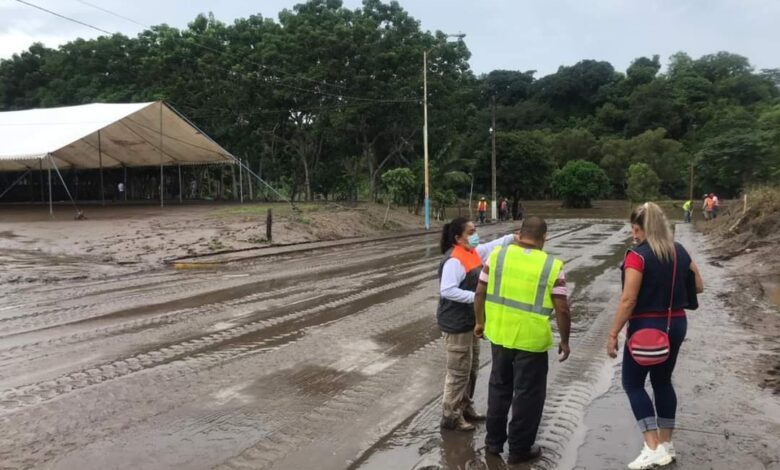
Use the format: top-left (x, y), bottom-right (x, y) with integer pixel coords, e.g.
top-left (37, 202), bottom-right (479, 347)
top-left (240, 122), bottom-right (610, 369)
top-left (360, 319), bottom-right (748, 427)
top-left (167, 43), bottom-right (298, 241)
top-left (520, 216), bottom-right (547, 241)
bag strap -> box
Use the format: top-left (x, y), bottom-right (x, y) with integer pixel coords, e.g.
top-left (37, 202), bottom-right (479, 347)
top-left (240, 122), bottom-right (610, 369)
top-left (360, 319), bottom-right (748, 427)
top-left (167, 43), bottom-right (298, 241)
top-left (667, 246), bottom-right (678, 333)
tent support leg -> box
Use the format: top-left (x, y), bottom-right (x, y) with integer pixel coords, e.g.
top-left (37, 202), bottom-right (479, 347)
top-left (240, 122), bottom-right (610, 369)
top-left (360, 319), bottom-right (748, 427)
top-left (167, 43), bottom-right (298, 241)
top-left (178, 164), bottom-right (183, 203)
top-left (160, 102), bottom-right (164, 208)
top-left (48, 156), bottom-right (53, 217)
top-left (0, 169), bottom-right (31, 200)
top-left (123, 166), bottom-right (127, 201)
top-left (98, 130), bottom-right (105, 206)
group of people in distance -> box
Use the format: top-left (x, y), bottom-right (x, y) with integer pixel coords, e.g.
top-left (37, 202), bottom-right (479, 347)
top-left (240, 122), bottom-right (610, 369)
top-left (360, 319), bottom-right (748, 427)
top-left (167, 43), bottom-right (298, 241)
top-left (702, 193), bottom-right (719, 221)
top-left (436, 202), bottom-right (704, 469)
top-left (476, 197), bottom-right (516, 225)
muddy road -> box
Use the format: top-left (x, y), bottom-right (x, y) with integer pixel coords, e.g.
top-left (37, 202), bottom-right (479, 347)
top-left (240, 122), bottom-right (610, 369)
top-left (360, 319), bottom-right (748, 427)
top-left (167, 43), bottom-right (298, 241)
top-left (1, 220), bottom-right (777, 470)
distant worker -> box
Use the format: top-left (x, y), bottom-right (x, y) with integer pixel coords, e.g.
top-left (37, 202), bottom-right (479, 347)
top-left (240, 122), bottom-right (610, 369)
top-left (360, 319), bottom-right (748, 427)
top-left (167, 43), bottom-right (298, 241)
top-left (477, 197), bottom-right (488, 224)
top-left (710, 193), bottom-right (719, 219)
top-left (474, 216), bottom-right (571, 464)
top-left (702, 194), bottom-right (713, 221)
top-left (606, 202), bottom-right (704, 469)
top-left (117, 181), bottom-right (125, 201)
top-left (438, 217), bottom-right (517, 431)
top-left (499, 198), bottom-right (508, 221)
top-left (682, 200), bottom-right (692, 223)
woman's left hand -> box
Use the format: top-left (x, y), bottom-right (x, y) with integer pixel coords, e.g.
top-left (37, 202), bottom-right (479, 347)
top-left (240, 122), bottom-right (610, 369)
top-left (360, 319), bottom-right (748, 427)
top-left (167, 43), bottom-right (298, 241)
top-left (607, 335), bottom-right (619, 358)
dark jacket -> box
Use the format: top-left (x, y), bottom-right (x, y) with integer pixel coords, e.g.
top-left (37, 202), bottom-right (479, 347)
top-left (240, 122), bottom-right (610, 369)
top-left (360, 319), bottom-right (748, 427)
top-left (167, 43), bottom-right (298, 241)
top-left (436, 249), bottom-right (482, 333)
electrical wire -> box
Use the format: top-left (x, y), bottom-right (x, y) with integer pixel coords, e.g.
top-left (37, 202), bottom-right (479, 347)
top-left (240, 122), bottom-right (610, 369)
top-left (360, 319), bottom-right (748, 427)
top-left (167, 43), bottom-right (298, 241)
top-left (14, 0), bottom-right (113, 35)
top-left (70, 0), bottom-right (406, 98)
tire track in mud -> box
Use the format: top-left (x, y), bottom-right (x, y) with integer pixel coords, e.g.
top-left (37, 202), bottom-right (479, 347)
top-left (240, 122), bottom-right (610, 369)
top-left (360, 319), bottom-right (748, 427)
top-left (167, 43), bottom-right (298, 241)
top-left (0, 254), bottom-right (437, 368)
top-left (0, 244), bottom-right (437, 336)
top-left (216, 339), bottom-right (445, 470)
top-left (0, 266), bottom-right (437, 416)
top-left (0, 275), bottom-right (442, 470)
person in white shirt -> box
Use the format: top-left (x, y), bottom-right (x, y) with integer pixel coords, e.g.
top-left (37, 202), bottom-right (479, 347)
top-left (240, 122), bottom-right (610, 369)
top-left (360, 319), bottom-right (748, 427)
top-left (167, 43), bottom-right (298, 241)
top-left (437, 216), bottom-right (516, 431)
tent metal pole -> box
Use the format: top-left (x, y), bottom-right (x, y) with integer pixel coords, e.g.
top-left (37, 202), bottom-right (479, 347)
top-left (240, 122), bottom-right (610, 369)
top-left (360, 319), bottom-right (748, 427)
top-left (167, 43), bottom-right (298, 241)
top-left (39, 159), bottom-right (44, 202)
top-left (0, 169), bottom-right (31, 200)
top-left (239, 159), bottom-right (244, 204)
top-left (160, 102), bottom-right (164, 208)
top-left (178, 164), bottom-right (183, 203)
top-left (98, 130), bottom-right (105, 206)
top-left (48, 155), bottom-right (53, 216)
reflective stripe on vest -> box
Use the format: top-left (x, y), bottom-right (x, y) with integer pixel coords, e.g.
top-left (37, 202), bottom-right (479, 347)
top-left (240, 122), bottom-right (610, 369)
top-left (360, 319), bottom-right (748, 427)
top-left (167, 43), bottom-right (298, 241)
top-left (484, 245), bottom-right (563, 352)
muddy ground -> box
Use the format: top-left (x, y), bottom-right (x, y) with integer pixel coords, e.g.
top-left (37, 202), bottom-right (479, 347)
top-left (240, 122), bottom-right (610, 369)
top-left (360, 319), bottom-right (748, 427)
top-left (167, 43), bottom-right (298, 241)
top-left (0, 204), bottom-right (778, 470)
top-left (0, 202), bottom-right (429, 284)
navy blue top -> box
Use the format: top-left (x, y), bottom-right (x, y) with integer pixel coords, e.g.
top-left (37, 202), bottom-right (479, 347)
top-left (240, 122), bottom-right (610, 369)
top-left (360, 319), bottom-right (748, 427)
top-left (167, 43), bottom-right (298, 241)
top-left (622, 242), bottom-right (692, 314)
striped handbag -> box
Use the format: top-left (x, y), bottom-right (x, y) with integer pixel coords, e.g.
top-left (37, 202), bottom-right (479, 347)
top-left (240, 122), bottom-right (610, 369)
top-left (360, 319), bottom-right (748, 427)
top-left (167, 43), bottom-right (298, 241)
top-left (627, 251), bottom-right (677, 366)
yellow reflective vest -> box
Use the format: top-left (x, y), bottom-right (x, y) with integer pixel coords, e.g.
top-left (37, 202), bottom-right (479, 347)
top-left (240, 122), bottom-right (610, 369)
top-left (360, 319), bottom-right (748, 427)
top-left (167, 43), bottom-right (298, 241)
top-left (485, 245), bottom-right (563, 352)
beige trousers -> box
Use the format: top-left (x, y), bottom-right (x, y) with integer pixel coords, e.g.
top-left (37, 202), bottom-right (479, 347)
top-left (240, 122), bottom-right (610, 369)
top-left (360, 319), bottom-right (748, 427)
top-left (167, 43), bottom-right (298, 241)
top-left (442, 331), bottom-right (480, 419)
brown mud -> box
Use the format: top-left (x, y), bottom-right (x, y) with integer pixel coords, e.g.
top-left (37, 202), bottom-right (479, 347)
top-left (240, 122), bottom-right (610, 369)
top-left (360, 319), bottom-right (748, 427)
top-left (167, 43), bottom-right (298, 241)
top-left (1, 204), bottom-right (777, 469)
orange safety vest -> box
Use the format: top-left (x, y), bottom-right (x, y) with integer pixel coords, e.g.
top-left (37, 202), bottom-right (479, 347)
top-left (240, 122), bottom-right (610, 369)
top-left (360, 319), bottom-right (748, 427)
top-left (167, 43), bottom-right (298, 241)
top-left (705, 198), bottom-right (714, 210)
top-left (450, 244), bottom-right (483, 273)
top-left (478, 201), bottom-right (487, 211)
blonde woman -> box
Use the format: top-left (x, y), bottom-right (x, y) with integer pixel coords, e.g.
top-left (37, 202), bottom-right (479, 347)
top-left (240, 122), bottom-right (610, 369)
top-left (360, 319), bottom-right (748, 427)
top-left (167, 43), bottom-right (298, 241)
top-left (607, 203), bottom-right (704, 469)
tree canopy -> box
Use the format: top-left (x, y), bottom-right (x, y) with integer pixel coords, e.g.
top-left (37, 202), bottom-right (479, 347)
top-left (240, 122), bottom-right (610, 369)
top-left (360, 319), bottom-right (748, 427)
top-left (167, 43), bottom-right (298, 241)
top-left (1, 0), bottom-right (778, 204)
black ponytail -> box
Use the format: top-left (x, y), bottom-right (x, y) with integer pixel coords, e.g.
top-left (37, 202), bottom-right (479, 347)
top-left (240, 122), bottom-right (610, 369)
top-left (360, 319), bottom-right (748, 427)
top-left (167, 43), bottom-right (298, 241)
top-left (440, 217), bottom-right (470, 254)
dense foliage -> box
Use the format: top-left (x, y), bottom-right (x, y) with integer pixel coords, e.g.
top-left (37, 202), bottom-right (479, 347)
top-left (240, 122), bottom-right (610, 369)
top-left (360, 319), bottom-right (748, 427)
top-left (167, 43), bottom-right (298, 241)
top-left (1, 0), bottom-right (778, 205)
top-left (626, 163), bottom-right (661, 203)
top-left (551, 160), bottom-right (611, 208)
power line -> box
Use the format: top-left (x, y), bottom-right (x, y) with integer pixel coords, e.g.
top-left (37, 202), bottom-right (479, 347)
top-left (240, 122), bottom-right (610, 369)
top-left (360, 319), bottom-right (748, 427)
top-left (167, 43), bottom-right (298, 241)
top-left (15, 0), bottom-right (113, 35)
top-left (74, 0), bottom-right (146, 28)
top-left (70, 0), bottom-right (367, 94)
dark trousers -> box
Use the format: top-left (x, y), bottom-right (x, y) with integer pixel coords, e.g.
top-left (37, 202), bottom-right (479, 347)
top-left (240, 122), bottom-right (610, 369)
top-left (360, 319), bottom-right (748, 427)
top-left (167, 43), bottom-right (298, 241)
top-left (485, 343), bottom-right (548, 453)
top-left (622, 315), bottom-right (687, 431)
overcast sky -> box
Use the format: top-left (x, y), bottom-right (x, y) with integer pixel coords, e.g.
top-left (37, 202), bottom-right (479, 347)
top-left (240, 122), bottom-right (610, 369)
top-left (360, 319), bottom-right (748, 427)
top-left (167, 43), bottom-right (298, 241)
top-left (1, 0), bottom-right (779, 77)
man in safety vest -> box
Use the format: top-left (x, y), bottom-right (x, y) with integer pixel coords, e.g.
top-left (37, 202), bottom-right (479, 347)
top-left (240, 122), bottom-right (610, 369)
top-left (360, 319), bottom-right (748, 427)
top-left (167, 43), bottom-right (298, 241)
top-left (682, 200), bottom-right (692, 223)
top-left (474, 216), bottom-right (571, 464)
top-left (478, 197), bottom-right (488, 224)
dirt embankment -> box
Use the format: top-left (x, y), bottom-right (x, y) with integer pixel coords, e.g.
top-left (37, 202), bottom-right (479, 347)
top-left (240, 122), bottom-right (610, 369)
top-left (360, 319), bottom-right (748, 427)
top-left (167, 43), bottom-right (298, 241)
top-left (701, 187), bottom-right (780, 394)
top-left (0, 202), bottom-right (432, 285)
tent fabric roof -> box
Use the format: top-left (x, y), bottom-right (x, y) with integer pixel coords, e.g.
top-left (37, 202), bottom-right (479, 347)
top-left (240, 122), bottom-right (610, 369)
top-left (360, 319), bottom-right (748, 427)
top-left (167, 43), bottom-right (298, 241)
top-left (0, 102), bottom-right (234, 171)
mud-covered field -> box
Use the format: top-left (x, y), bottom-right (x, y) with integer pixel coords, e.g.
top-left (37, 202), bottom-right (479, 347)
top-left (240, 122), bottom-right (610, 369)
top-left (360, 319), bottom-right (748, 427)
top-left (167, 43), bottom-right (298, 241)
top-left (1, 216), bottom-right (778, 469)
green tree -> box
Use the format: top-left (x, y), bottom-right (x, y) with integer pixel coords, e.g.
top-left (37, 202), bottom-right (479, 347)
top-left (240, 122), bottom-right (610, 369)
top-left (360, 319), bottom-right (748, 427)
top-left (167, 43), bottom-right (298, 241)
top-left (626, 163), bottom-right (661, 202)
top-left (381, 167), bottom-right (416, 207)
top-left (552, 160), bottom-right (611, 208)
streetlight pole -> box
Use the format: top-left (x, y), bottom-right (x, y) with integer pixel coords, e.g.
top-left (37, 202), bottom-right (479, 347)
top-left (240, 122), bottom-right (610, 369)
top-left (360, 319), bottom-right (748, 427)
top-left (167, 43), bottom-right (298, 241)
top-left (491, 95), bottom-right (497, 222)
top-left (423, 33), bottom-right (465, 231)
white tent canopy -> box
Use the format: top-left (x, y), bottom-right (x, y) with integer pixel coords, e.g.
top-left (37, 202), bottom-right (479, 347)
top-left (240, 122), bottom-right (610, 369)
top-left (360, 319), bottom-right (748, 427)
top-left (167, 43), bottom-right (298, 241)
top-left (0, 101), bottom-right (234, 172)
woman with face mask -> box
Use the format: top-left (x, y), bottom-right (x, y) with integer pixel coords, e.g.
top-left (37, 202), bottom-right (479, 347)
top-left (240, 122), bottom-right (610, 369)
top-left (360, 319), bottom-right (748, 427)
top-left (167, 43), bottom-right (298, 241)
top-left (438, 217), bottom-right (517, 431)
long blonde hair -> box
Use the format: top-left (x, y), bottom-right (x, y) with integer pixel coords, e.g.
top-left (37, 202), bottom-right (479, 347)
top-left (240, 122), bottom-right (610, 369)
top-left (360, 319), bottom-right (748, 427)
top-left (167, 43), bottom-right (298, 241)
top-left (631, 202), bottom-right (675, 262)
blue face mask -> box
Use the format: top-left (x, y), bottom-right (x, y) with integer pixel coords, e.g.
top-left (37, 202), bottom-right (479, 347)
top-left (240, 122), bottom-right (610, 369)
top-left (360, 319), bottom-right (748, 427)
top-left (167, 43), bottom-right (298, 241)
top-left (467, 233), bottom-right (480, 248)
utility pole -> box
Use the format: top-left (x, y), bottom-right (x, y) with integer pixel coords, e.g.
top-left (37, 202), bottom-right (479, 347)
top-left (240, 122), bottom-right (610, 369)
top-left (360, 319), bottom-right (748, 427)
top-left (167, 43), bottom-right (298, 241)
top-left (491, 95), bottom-right (497, 222)
top-left (688, 162), bottom-right (694, 203)
top-left (423, 49), bottom-right (430, 231)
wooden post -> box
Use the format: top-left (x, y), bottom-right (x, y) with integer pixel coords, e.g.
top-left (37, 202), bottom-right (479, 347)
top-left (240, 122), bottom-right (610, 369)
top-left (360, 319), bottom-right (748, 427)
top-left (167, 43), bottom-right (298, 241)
top-left (178, 164), bottom-right (183, 203)
top-left (239, 159), bottom-right (244, 204)
top-left (98, 130), bottom-right (105, 206)
top-left (266, 208), bottom-right (273, 243)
